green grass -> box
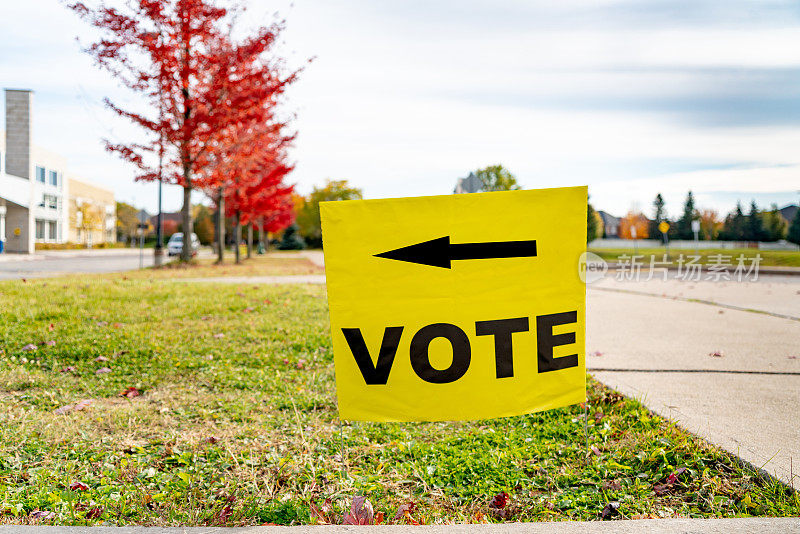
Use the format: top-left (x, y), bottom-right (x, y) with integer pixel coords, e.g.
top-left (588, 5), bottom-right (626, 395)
top-left (0, 275), bottom-right (797, 526)
top-left (589, 247), bottom-right (800, 268)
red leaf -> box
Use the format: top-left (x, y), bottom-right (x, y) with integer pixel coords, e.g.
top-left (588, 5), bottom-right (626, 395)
top-left (85, 507), bottom-right (103, 519)
top-left (489, 491), bottom-right (509, 509)
top-left (343, 495), bottom-right (374, 525)
top-left (55, 399), bottom-right (92, 415)
top-left (95, 367), bottom-right (112, 374)
top-left (30, 510), bottom-right (56, 520)
top-left (70, 481), bottom-right (89, 491)
top-left (60, 366), bottom-right (76, 373)
top-left (48, 323), bottom-right (55, 332)
top-left (119, 387), bottom-right (140, 398)
top-left (95, 356), bottom-right (110, 362)
top-left (22, 343), bottom-right (37, 351)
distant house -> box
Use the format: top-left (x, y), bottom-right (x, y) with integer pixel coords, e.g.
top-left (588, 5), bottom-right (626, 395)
top-left (598, 211), bottom-right (620, 237)
top-left (779, 204), bottom-right (798, 226)
top-left (453, 172), bottom-right (482, 194)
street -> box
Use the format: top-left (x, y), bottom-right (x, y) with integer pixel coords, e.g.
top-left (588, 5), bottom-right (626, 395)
top-left (0, 248), bottom-right (214, 280)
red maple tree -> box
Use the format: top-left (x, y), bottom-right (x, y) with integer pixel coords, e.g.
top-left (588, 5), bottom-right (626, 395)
top-left (69, 0), bottom-right (299, 261)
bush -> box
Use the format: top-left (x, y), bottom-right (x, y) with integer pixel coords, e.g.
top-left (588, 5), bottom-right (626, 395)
top-left (276, 224), bottom-right (306, 250)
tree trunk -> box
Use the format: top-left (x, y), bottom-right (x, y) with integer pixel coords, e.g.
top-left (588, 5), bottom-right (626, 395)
top-left (258, 218), bottom-right (266, 253)
top-left (234, 211), bottom-right (241, 264)
top-left (216, 187), bottom-right (225, 264)
top-left (180, 184), bottom-right (193, 262)
top-left (247, 223), bottom-right (253, 259)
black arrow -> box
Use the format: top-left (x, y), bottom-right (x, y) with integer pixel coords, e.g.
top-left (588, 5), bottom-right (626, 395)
top-left (374, 236), bottom-right (537, 269)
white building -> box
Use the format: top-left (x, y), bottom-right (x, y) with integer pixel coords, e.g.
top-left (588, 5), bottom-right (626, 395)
top-left (1, 89), bottom-right (114, 254)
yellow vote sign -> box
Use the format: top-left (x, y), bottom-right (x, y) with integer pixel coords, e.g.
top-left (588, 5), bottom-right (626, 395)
top-left (320, 186), bottom-right (587, 422)
top-left (659, 221), bottom-right (670, 234)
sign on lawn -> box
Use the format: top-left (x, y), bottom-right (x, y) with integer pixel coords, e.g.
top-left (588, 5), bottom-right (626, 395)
top-left (321, 186), bottom-right (587, 422)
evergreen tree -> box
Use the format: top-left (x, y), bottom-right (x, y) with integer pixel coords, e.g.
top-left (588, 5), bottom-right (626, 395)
top-left (649, 193), bottom-right (666, 243)
top-left (276, 223), bottom-right (306, 250)
top-left (745, 200), bottom-right (765, 242)
top-left (676, 191), bottom-right (696, 240)
top-left (720, 202), bottom-right (746, 241)
top-left (788, 208), bottom-right (800, 246)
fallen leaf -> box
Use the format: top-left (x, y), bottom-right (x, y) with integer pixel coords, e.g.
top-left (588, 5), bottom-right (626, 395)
top-left (600, 501), bottom-right (620, 520)
top-left (296, 359), bottom-right (306, 370)
top-left (112, 322), bottom-right (124, 328)
top-left (590, 445), bottom-right (603, 456)
top-left (45, 340), bottom-right (56, 346)
top-left (85, 507), bottom-right (103, 519)
top-left (709, 350), bottom-right (724, 358)
top-left (243, 307), bottom-right (254, 313)
top-left (394, 502), bottom-right (419, 525)
top-left (21, 344), bottom-right (37, 351)
top-left (48, 323), bottom-right (55, 332)
top-left (96, 367), bottom-right (112, 374)
top-left (213, 333), bottom-right (225, 339)
top-left (70, 481), bottom-right (89, 491)
top-left (310, 498), bottom-right (333, 524)
top-left (590, 350), bottom-right (604, 357)
top-left (205, 436), bottom-right (219, 444)
top-left (343, 495), bottom-right (374, 525)
top-left (119, 387), bottom-right (140, 398)
top-left (489, 491), bottom-right (509, 509)
top-left (60, 366), bottom-right (76, 373)
top-left (264, 299), bottom-right (272, 305)
top-left (602, 480), bottom-right (622, 491)
top-left (374, 511), bottom-right (385, 524)
top-left (96, 321), bottom-right (108, 327)
top-left (95, 356), bottom-right (110, 362)
top-left (54, 399), bottom-right (92, 415)
top-left (30, 510), bottom-right (56, 520)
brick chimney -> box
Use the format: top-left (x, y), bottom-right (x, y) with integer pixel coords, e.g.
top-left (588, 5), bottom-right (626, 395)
top-left (4, 89), bottom-right (33, 180)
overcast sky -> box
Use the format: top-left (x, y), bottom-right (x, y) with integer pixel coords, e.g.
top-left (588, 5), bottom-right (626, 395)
top-left (2, 0), bottom-right (799, 218)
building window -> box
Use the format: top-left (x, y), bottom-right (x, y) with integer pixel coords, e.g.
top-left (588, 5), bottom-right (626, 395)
top-left (49, 170), bottom-right (58, 186)
top-left (47, 221), bottom-right (57, 241)
top-left (36, 166), bottom-right (46, 183)
top-left (35, 220), bottom-right (45, 240)
top-left (48, 195), bottom-right (58, 209)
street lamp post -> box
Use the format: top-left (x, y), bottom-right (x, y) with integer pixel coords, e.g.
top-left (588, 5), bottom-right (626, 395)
top-left (153, 32), bottom-right (165, 267)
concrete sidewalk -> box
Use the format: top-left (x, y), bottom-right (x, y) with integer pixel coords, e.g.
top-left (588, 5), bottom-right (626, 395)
top-left (587, 286), bottom-right (800, 487)
top-left (3, 517), bottom-right (799, 533)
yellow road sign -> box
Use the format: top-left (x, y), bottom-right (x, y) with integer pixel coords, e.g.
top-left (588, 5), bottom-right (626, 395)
top-left (659, 221), bottom-right (670, 234)
top-left (320, 186), bottom-right (587, 422)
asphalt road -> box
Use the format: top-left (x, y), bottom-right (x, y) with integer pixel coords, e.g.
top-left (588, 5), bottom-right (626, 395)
top-left (0, 249), bottom-right (157, 279)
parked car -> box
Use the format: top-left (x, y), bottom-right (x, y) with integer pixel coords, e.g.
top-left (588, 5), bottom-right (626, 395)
top-left (167, 233), bottom-right (201, 257)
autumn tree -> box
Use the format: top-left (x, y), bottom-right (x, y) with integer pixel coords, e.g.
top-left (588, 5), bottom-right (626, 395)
top-left (69, 0), bottom-right (297, 262)
top-left (698, 209), bottom-right (722, 240)
top-left (116, 201), bottom-right (139, 244)
top-left (619, 211), bottom-right (649, 240)
top-left (473, 164), bottom-right (521, 192)
top-left (762, 204), bottom-right (787, 242)
top-left (296, 180), bottom-right (363, 247)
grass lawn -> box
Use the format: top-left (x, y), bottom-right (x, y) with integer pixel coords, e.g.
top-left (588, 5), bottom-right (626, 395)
top-left (0, 273), bottom-right (797, 526)
top-left (589, 247), bottom-right (800, 268)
